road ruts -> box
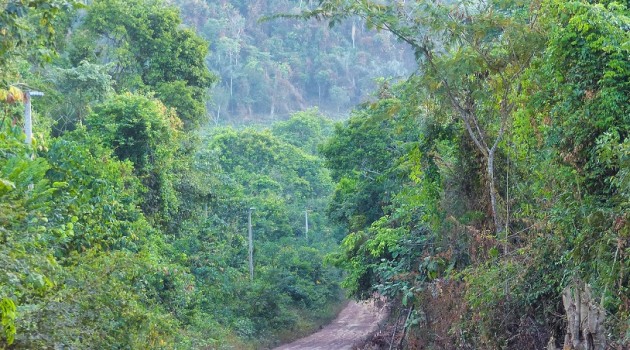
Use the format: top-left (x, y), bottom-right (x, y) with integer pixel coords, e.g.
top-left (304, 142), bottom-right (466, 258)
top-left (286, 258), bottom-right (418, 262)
top-left (273, 300), bottom-right (385, 350)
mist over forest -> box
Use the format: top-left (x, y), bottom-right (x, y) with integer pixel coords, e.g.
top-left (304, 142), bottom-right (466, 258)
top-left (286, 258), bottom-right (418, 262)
top-left (171, 0), bottom-right (416, 123)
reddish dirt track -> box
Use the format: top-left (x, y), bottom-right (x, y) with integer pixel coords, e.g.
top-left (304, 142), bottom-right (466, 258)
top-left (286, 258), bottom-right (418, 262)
top-left (273, 300), bottom-right (386, 350)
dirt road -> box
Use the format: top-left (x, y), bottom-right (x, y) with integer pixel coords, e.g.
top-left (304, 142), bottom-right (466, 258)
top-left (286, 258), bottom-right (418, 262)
top-left (273, 300), bottom-right (386, 350)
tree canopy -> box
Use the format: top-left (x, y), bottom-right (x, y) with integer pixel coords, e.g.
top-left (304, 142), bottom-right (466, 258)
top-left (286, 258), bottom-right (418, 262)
top-left (310, 0), bottom-right (629, 348)
top-left (1, 0), bottom-right (629, 349)
top-left (0, 0), bottom-right (343, 348)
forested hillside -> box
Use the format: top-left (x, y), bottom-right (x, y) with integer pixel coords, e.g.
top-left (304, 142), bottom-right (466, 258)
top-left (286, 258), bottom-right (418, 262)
top-left (170, 0), bottom-right (415, 123)
top-left (1, 1), bottom-right (343, 348)
top-left (1, 0), bottom-right (629, 349)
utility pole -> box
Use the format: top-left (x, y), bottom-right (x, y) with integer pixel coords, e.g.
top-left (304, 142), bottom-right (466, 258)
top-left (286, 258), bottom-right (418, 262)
top-left (248, 207), bottom-right (255, 282)
top-left (23, 90), bottom-right (44, 145)
top-left (304, 209), bottom-right (309, 241)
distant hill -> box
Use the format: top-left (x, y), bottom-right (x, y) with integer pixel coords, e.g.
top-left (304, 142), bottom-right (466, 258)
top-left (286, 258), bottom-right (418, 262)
top-left (170, 0), bottom-right (415, 124)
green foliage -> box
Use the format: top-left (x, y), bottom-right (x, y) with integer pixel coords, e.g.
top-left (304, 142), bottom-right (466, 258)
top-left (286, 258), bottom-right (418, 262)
top-left (0, 106), bottom-right (342, 348)
top-left (0, 0), bottom-right (77, 71)
top-left (271, 108), bottom-right (334, 154)
top-left (526, 3), bottom-right (630, 333)
top-left (0, 297), bottom-right (16, 345)
top-left (181, 0), bottom-right (414, 122)
top-left (0, 122), bottom-right (59, 348)
top-left (2, 1), bottom-right (345, 348)
top-left (320, 95), bottom-right (417, 231)
top-left (45, 60), bottom-right (114, 134)
top-left (6, 0), bottom-right (629, 348)
top-left (29, 250), bottom-right (182, 349)
top-left (45, 130), bottom-right (149, 252)
top-left (209, 127), bottom-right (333, 218)
top-left (320, 80), bottom-right (457, 301)
top-left (154, 80), bottom-right (207, 129)
top-left (544, 0), bottom-right (629, 192)
top-left (70, 0), bottom-right (216, 128)
top-left (311, 1), bottom-right (630, 348)
top-left (87, 93), bottom-right (181, 221)
top-left (0, 116), bottom-right (182, 349)
top-left (166, 124), bottom-right (344, 346)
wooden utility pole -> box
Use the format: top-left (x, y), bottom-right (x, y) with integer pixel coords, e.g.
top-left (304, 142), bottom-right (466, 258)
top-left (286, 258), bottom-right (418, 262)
top-left (248, 207), bottom-right (255, 282)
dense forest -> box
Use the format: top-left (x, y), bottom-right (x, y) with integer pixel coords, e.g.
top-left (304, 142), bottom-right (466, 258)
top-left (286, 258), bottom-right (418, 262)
top-left (170, 0), bottom-right (415, 123)
top-left (312, 1), bottom-right (629, 349)
top-left (1, 0), bottom-right (345, 348)
top-left (1, 0), bottom-right (629, 350)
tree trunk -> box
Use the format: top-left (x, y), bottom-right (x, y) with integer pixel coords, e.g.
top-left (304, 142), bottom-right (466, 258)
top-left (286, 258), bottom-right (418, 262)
top-left (487, 149), bottom-right (501, 236)
top-left (351, 21), bottom-right (356, 49)
top-left (318, 82), bottom-right (321, 103)
top-left (560, 282), bottom-right (606, 350)
top-left (248, 209), bottom-right (254, 282)
top-left (270, 99), bottom-right (275, 118)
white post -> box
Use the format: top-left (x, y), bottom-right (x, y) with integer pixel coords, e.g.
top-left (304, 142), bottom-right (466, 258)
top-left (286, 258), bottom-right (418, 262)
top-left (24, 91), bottom-right (32, 145)
top-left (23, 90), bottom-right (43, 145)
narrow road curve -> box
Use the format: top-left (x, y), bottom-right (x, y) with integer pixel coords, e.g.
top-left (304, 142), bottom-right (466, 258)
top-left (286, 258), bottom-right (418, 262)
top-left (274, 300), bottom-right (386, 350)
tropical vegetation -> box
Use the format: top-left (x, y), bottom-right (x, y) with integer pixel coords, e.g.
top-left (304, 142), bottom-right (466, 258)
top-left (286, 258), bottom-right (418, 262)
top-left (1, 0), bottom-right (628, 349)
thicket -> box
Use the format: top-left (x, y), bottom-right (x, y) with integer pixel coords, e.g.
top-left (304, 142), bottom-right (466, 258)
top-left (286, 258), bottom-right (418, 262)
top-left (311, 0), bottom-right (629, 348)
top-left (0, 0), bottom-right (342, 348)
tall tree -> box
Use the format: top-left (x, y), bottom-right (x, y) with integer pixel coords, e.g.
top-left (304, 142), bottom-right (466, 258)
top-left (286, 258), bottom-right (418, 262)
top-left (305, 0), bottom-right (545, 236)
top-left (70, 0), bottom-right (216, 128)
top-left (87, 93), bottom-right (181, 222)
